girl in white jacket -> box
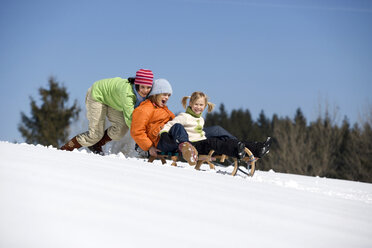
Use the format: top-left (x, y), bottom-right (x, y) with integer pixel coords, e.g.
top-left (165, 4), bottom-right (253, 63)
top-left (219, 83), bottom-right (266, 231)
top-left (158, 92), bottom-right (248, 159)
top-left (160, 92), bottom-right (214, 142)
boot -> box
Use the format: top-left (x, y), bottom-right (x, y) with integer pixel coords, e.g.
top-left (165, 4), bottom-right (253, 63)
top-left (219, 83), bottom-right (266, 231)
top-left (244, 137), bottom-right (272, 158)
top-left (178, 142), bottom-right (198, 166)
top-left (259, 137), bottom-right (272, 158)
top-left (60, 136), bottom-right (82, 151)
top-left (88, 130), bottom-right (112, 155)
top-left (237, 141), bottom-right (246, 159)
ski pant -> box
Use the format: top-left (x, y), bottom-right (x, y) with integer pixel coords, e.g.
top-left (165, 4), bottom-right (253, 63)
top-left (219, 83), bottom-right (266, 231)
top-left (192, 138), bottom-right (240, 158)
top-left (76, 87), bottom-right (129, 147)
top-left (204, 125), bottom-right (264, 158)
top-left (157, 124), bottom-right (240, 157)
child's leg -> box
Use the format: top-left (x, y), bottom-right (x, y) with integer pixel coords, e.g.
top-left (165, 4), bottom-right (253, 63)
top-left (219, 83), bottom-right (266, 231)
top-left (76, 87), bottom-right (107, 146)
top-left (157, 123), bottom-right (198, 165)
top-left (193, 138), bottom-right (243, 157)
top-left (106, 106), bottom-right (128, 141)
top-left (157, 133), bottom-right (178, 153)
top-left (203, 125), bottom-right (237, 141)
top-left (157, 123), bottom-right (190, 153)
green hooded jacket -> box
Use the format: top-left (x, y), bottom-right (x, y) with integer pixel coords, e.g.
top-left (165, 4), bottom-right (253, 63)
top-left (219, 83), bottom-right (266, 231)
top-left (91, 77), bottom-right (136, 128)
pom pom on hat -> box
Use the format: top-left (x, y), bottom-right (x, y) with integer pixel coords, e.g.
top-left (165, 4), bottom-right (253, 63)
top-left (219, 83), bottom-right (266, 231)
top-left (135, 69), bottom-right (153, 86)
top-left (149, 79), bottom-right (173, 96)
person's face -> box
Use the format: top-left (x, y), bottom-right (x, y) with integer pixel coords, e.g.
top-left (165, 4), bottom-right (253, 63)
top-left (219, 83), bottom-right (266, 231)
top-left (156, 93), bottom-right (171, 107)
top-left (190, 97), bottom-right (206, 115)
top-left (138, 85), bottom-right (152, 98)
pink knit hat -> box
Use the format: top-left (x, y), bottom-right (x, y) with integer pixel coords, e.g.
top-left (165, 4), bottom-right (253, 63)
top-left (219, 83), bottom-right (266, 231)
top-left (134, 69), bottom-right (154, 86)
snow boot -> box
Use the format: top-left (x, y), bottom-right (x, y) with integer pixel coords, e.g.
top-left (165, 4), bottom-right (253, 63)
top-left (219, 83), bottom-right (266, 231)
top-left (237, 141), bottom-right (246, 159)
top-left (259, 137), bottom-right (272, 158)
top-left (244, 137), bottom-right (272, 158)
top-left (88, 130), bottom-right (112, 156)
top-left (178, 142), bottom-right (198, 166)
top-left (60, 136), bottom-right (82, 151)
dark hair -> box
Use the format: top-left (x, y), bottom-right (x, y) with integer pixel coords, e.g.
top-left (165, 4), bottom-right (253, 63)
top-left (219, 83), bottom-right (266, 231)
top-left (128, 77), bottom-right (140, 91)
top-left (128, 77), bottom-right (135, 84)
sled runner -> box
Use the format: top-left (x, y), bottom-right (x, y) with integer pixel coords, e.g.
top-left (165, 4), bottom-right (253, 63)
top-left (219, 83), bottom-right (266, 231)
top-left (148, 152), bottom-right (180, 167)
top-left (147, 147), bottom-right (257, 177)
top-left (230, 147), bottom-right (258, 177)
top-left (194, 147), bottom-right (257, 177)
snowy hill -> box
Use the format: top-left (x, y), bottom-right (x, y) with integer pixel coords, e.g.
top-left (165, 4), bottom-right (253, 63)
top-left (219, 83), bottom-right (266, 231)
top-left (1, 142), bottom-right (372, 248)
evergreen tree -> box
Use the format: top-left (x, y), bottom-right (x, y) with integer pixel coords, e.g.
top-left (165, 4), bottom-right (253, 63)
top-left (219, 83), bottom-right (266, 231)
top-left (205, 103), bottom-right (229, 130)
top-left (330, 117), bottom-right (353, 180)
top-left (18, 77), bottom-right (80, 147)
top-left (229, 109), bottom-right (253, 141)
top-left (294, 108), bottom-right (306, 128)
top-left (360, 122), bottom-right (372, 182)
top-left (256, 110), bottom-right (271, 140)
top-left (217, 103), bottom-right (229, 129)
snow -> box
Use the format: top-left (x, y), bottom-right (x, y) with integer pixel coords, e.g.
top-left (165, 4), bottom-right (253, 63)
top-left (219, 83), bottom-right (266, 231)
top-left (1, 141), bottom-right (372, 248)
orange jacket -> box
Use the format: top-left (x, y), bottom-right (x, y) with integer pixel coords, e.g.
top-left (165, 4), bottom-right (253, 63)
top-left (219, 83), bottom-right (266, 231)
top-left (131, 99), bottom-right (175, 151)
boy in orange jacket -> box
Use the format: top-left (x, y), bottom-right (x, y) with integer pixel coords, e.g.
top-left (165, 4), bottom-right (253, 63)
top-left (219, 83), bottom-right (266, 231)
top-left (130, 79), bottom-right (198, 165)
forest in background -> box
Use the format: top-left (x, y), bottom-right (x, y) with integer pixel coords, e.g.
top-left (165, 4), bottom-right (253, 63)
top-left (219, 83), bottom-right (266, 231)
top-left (18, 79), bottom-right (372, 183)
top-left (205, 104), bottom-right (372, 183)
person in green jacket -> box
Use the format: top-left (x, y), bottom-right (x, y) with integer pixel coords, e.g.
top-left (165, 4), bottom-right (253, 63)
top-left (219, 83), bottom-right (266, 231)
top-left (60, 69), bottom-right (154, 155)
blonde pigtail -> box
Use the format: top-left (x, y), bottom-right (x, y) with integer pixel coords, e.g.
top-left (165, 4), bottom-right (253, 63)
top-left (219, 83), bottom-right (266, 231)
top-left (206, 102), bottom-right (215, 113)
top-left (181, 96), bottom-right (190, 109)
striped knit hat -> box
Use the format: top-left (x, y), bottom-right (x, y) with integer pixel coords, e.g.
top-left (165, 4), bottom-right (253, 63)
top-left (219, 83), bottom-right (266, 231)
top-left (134, 69), bottom-right (154, 86)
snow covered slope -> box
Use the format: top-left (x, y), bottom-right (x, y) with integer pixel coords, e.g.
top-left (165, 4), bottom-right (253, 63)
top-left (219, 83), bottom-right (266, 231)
top-left (1, 142), bottom-right (371, 248)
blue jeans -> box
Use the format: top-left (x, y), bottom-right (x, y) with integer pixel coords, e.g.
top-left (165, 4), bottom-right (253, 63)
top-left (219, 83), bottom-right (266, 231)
top-left (157, 123), bottom-right (189, 153)
top-left (203, 125), bottom-right (237, 140)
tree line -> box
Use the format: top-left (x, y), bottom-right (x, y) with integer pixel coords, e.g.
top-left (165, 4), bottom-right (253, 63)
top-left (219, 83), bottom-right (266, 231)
top-left (19, 78), bottom-right (372, 183)
top-left (205, 104), bottom-right (372, 183)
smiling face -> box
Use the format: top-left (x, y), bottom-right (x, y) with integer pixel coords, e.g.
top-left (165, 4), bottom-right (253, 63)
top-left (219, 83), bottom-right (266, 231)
top-left (138, 84), bottom-right (152, 98)
top-left (155, 93), bottom-right (171, 107)
top-left (190, 97), bottom-right (206, 115)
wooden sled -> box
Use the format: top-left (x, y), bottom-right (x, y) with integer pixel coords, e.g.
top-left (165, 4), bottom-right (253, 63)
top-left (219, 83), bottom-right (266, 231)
top-left (147, 151), bottom-right (216, 170)
top-left (148, 147), bottom-right (257, 177)
top-left (231, 147), bottom-right (257, 177)
top-left (148, 152), bottom-right (180, 167)
top-left (195, 147), bottom-right (257, 177)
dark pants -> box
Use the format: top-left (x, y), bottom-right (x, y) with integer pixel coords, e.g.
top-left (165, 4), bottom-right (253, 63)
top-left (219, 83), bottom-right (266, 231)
top-left (192, 138), bottom-right (240, 157)
top-left (205, 125), bottom-right (264, 157)
top-left (157, 123), bottom-right (189, 153)
top-left (157, 124), bottom-right (240, 157)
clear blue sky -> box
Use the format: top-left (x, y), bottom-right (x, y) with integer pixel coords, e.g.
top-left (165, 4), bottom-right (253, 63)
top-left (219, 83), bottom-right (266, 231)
top-left (1, 0), bottom-right (371, 143)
